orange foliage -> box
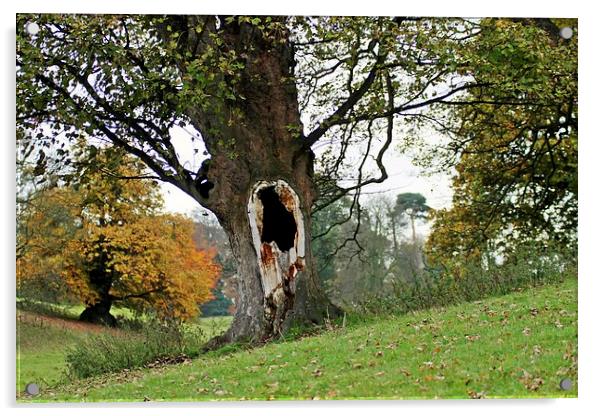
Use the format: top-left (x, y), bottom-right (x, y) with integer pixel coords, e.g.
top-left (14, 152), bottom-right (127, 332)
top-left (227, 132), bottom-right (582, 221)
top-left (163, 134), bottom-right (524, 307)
top-left (18, 148), bottom-right (220, 320)
top-left (62, 213), bottom-right (220, 319)
top-left (17, 187), bottom-right (81, 301)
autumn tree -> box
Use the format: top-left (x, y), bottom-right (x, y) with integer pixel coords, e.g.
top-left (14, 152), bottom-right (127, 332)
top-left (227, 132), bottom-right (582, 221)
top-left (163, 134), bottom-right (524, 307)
top-left (17, 147), bottom-right (220, 325)
top-left (16, 186), bottom-right (81, 303)
top-left (68, 213), bottom-right (220, 325)
top-left (16, 15), bottom-right (573, 342)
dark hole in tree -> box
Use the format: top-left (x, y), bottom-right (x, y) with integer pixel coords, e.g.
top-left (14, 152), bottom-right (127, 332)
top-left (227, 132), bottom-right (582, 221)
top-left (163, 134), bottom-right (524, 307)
top-left (258, 186), bottom-right (297, 252)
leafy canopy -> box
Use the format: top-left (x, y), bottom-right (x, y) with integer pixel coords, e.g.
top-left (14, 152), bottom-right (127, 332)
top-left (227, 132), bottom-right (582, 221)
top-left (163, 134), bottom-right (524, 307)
top-left (425, 19), bottom-right (577, 263)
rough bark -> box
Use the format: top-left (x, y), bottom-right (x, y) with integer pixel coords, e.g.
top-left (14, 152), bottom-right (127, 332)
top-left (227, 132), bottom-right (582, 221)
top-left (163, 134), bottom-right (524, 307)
top-left (164, 17), bottom-right (340, 344)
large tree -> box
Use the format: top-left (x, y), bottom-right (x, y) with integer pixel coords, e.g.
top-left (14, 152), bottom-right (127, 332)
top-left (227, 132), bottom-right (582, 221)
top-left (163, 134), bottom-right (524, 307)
top-left (16, 15), bottom-right (573, 342)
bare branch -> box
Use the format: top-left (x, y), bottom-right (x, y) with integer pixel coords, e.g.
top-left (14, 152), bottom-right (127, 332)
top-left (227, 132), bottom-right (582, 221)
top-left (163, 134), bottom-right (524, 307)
top-left (303, 38), bottom-right (383, 148)
top-left (312, 71), bottom-right (396, 214)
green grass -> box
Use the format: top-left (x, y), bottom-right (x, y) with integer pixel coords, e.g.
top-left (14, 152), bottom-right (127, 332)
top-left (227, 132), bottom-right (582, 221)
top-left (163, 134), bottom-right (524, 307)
top-left (16, 313), bottom-right (93, 392)
top-left (22, 278), bottom-right (577, 402)
top-left (16, 311), bottom-right (232, 396)
top-left (64, 316), bottom-right (233, 379)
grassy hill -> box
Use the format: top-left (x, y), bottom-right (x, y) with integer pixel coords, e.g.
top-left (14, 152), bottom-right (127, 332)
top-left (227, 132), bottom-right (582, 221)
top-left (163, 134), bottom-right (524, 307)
top-left (16, 310), bottom-right (231, 394)
top-left (18, 278), bottom-right (577, 402)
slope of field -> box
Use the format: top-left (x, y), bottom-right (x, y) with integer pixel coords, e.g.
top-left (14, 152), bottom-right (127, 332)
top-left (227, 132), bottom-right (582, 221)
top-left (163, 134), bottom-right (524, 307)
top-left (19, 278), bottom-right (577, 402)
top-left (16, 310), bottom-right (231, 395)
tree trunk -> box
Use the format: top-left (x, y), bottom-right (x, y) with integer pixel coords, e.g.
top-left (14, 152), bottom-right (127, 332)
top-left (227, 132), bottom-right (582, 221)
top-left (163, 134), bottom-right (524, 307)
top-left (79, 250), bottom-right (117, 326)
top-left (79, 298), bottom-right (117, 327)
top-left (166, 17), bottom-right (340, 343)
top-left (79, 277), bottom-right (117, 327)
top-left (211, 182), bottom-right (338, 343)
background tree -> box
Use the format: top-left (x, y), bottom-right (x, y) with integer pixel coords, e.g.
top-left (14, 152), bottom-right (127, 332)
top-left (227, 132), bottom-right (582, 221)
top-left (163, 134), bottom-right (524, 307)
top-left (315, 194), bottom-right (428, 306)
top-left (311, 196), bottom-right (354, 288)
top-left (424, 19), bottom-right (577, 265)
top-left (16, 186), bottom-right (81, 303)
top-left (394, 193), bottom-right (431, 244)
top-left (200, 282), bottom-right (234, 317)
top-left (192, 210), bottom-right (238, 315)
top-left (17, 14), bottom-right (574, 342)
top-left (391, 192), bottom-right (430, 271)
top-left (18, 147), bottom-right (221, 325)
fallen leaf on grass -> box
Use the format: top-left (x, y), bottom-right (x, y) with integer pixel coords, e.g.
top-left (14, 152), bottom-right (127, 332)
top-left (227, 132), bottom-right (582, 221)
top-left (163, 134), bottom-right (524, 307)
top-left (519, 370), bottom-right (545, 391)
top-left (467, 390), bottom-right (486, 399)
top-left (526, 378), bottom-right (544, 391)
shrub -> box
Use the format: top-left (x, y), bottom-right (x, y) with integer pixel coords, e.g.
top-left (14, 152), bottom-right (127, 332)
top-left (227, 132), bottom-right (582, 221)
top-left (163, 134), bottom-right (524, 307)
top-left (65, 320), bottom-right (208, 379)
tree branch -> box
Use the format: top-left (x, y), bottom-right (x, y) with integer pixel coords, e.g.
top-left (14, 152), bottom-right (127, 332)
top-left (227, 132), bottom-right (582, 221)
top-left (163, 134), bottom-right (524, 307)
top-left (312, 71), bottom-right (396, 214)
top-left (303, 38), bottom-right (383, 148)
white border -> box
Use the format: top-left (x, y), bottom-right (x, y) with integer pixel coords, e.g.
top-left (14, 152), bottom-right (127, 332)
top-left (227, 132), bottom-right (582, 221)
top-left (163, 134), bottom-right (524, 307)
top-left (3, 1), bottom-right (598, 415)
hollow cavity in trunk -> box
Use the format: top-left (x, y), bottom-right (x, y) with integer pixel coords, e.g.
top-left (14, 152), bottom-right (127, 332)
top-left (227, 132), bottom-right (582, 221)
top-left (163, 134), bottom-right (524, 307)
top-left (248, 180), bottom-right (305, 333)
